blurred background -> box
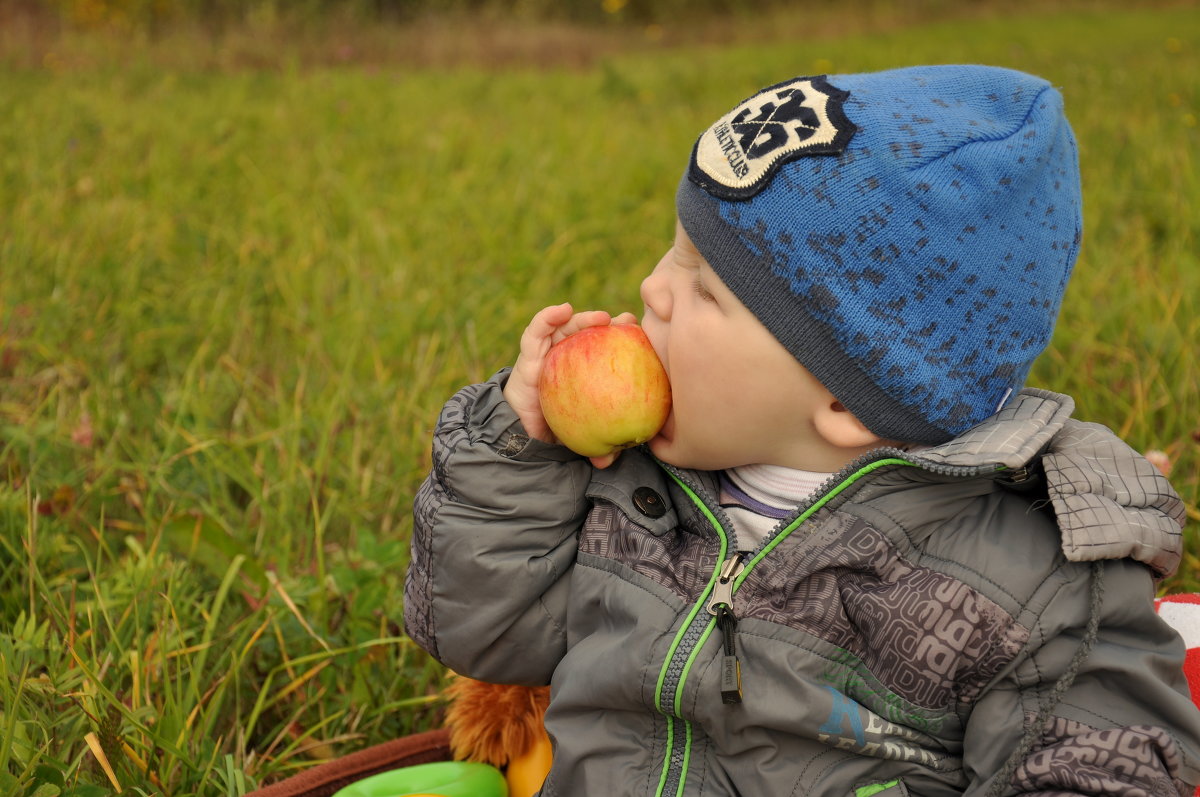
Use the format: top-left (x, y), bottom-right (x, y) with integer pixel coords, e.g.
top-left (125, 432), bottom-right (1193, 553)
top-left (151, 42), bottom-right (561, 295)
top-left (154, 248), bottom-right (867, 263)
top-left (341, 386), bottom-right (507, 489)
top-left (7, 0), bottom-right (1175, 70)
top-left (1, 1), bottom-right (1197, 794)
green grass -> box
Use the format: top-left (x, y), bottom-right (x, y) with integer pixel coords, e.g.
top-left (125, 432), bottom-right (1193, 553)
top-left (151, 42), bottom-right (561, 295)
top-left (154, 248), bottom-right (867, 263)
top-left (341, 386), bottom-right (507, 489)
top-left (2, 4), bottom-right (1198, 794)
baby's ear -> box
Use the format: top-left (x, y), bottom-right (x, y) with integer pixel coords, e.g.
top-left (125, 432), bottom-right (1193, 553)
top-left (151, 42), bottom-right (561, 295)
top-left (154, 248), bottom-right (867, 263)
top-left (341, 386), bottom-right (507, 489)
top-left (813, 400), bottom-right (884, 451)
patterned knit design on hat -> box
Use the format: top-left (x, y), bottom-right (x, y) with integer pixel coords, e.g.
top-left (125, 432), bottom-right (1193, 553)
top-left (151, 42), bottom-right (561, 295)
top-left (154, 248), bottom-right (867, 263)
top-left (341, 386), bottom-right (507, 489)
top-left (677, 65), bottom-right (1082, 444)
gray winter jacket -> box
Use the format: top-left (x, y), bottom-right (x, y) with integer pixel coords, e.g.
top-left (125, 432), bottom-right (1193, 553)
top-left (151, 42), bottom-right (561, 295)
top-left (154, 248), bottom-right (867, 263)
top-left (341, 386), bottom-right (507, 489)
top-left (405, 371), bottom-right (1200, 796)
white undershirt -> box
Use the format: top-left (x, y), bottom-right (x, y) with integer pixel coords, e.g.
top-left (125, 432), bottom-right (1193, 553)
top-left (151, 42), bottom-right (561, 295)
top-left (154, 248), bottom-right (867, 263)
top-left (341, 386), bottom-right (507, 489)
top-left (718, 463), bottom-right (833, 551)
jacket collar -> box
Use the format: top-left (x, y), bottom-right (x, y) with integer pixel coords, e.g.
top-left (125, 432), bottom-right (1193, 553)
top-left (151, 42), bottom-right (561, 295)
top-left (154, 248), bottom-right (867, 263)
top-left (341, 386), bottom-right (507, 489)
top-left (912, 389), bottom-right (1186, 578)
top-left (587, 389), bottom-right (1186, 577)
top-left (909, 388), bottom-right (1075, 471)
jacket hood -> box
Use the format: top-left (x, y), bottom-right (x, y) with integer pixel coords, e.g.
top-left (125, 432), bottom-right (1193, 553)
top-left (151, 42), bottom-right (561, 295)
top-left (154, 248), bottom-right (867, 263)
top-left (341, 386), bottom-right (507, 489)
top-left (911, 388), bottom-right (1187, 578)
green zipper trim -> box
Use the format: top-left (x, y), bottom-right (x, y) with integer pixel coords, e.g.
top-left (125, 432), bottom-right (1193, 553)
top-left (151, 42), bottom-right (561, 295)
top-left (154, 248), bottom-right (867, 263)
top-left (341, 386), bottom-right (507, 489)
top-left (736, 457), bottom-right (914, 589)
top-left (676, 721), bottom-right (695, 797)
top-left (653, 475), bottom-right (730, 709)
top-left (653, 473), bottom-right (730, 797)
top-left (678, 621), bottom-right (718, 714)
top-left (857, 779), bottom-right (901, 797)
top-left (651, 456), bottom-right (915, 797)
top-left (653, 715), bottom-right (675, 797)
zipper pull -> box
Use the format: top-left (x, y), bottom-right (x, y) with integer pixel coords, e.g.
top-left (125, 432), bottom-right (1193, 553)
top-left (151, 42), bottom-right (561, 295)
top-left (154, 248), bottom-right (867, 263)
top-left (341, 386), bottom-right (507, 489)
top-left (706, 554), bottom-right (745, 616)
top-left (716, 605), bottom-right (741, 703)
top-left (707, 554), bottom-right (745, 704)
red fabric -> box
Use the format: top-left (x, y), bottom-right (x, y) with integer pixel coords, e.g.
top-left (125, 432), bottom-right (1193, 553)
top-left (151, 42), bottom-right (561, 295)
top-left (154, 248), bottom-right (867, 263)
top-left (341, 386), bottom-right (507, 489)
top-left (1154, 595), bottom-right (1200, 797)
top-left (244, 598), bottom-right (1200, 797)
top-left (1156, 595), bottom-right (1200, 704)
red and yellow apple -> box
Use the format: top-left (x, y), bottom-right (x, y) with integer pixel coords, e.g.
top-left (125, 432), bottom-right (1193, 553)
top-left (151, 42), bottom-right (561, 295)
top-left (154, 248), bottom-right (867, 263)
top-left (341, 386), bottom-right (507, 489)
top-left (538, 324), bottom-right (671, 458)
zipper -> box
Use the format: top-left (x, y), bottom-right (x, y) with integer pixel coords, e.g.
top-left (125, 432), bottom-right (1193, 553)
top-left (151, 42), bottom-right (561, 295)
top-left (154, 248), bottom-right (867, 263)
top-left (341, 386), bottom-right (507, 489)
top-left (651, 468), bottom-right (729, 797)
top-left (650, 451), bottom-right (944, 797)
top-left (748, 446), bottom-right (999, 555)
top-left (707, 553), bottom-right (746, 704)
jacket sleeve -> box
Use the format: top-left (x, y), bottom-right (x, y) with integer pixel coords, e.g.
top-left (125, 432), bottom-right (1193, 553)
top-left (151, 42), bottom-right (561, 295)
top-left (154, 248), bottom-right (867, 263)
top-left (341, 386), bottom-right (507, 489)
top-left (962, 558), bottom-right (1200, 797)
top-left (403, 369), bottom-right (593, 686)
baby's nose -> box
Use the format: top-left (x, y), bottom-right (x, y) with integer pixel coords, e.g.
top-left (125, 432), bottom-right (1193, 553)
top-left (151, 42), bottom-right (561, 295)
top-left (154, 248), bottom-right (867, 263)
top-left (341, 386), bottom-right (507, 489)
top-left (640, 269), bottom-right (671, 323)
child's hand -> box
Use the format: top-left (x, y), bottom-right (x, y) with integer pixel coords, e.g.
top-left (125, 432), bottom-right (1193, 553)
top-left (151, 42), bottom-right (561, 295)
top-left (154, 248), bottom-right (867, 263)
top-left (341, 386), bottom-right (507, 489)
top-left (504, 303), bottom-right (638, 468)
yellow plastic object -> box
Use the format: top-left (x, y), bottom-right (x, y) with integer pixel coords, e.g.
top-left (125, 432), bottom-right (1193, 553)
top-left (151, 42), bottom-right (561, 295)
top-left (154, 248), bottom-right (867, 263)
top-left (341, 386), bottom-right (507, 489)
top-left (330, 760), bottom-right (507, 797)
top-left (505, 732), bottom-right (553, 797)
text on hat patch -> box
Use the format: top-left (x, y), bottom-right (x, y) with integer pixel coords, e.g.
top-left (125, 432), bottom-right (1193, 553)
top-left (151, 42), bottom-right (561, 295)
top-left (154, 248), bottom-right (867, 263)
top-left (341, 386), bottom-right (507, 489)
top-left (689, 75), bottom-right (857, 201)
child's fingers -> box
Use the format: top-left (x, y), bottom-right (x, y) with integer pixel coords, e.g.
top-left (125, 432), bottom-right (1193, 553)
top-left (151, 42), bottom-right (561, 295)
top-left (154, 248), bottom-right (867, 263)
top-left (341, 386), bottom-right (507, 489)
top-left (513, 303), bottom-right (573, 366)
top-left (507, 304), bottom-right (637, 447)
top-left (517, 304), bottom-right (607, 350)
top-left (611, 312), bottom-right (639, 326)
top-left (520, 302), bottom-right (573, 347)
top-left (548, 309), bottom-right (614, 344)
top-left (589, 452), bottom-right (620, 469)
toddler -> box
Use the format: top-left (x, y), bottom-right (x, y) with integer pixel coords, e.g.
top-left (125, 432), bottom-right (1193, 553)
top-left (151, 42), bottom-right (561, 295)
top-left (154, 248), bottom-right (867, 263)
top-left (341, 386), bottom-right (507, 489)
top-left (405, 65), bottom-right (1200, 796)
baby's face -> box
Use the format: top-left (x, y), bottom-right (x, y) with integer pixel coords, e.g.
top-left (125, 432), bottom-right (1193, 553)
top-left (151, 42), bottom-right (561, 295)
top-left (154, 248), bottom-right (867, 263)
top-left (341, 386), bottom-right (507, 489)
top-left (639, 221), bottom-right (838, 471)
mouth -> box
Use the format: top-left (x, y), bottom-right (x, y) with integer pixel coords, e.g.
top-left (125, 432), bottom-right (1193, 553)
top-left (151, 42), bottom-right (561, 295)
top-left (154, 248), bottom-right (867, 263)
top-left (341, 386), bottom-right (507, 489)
top-left (640, 316), bottom-right (668, 368)
top-left (652, 412), bottom-right (675, 446)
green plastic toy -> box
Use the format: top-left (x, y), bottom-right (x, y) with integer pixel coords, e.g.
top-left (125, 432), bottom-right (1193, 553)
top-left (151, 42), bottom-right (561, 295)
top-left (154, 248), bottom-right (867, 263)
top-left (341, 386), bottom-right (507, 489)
top-left (330, 760), bottom-right (507, 797)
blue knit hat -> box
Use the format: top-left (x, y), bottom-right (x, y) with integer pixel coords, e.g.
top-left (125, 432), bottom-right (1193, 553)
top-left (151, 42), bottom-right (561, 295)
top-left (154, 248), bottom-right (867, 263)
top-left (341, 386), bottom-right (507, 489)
top-left (677, 65), bottom-right (1082, 444)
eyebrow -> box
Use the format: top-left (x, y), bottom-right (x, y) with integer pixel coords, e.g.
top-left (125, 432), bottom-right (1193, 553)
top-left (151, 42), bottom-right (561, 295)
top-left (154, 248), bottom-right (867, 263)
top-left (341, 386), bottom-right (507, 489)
top-left (673, 239), bottom-right (708, 269)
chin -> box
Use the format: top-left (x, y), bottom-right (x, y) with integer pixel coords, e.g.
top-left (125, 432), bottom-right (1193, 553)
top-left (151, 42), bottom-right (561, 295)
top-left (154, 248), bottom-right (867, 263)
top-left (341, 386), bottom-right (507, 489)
top-left (649, 439), bottom-right (728, 472)
top-left (647, 437), bottom-right (688, 468)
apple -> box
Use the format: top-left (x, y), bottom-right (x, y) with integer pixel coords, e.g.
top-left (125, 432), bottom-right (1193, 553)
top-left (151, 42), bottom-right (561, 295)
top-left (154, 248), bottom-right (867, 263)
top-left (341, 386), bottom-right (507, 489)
top-left (538, 324), bottom-right (671, 458)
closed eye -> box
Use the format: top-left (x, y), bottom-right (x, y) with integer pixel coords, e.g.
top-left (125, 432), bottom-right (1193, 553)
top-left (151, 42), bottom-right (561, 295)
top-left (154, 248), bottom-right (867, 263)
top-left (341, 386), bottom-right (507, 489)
top-left (692, 278), bottom-right (716, 302)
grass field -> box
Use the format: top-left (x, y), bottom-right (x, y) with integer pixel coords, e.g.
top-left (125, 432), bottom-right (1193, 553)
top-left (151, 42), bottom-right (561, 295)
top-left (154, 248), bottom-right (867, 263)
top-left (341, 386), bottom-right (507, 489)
top-left (2, 3), bottom-right (1198, 794)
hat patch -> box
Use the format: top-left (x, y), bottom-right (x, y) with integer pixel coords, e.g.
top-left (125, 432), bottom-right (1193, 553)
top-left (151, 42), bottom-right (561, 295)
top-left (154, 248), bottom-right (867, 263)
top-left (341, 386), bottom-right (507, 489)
top-left (689, 75), bottom-right (856, 201)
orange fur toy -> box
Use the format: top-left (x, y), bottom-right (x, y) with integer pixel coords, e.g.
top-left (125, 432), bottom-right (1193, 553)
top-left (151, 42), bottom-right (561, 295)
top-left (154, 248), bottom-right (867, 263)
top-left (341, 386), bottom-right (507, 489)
top-left (443, 676), bottom-right (550, 769)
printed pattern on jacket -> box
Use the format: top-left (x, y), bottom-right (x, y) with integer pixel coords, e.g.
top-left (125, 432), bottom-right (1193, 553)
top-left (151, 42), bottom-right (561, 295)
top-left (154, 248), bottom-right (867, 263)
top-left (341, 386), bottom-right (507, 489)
top-left (405, 373), bottom-right (1200, 796)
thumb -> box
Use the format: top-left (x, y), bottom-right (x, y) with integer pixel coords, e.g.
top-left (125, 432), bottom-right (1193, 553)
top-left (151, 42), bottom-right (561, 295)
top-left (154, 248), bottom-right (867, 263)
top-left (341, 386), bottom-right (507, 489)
top-left (589, 452), bottom-right (620, 470)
